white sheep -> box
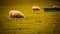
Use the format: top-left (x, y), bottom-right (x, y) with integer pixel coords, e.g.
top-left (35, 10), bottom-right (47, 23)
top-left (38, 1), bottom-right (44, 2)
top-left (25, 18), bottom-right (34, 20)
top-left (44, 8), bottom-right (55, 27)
top-left (52, 5), bottom-right (60, 8)
top-left (9, 10), bottom-right (25, 18)
top-left (32, 6), bottom-right (40, 11)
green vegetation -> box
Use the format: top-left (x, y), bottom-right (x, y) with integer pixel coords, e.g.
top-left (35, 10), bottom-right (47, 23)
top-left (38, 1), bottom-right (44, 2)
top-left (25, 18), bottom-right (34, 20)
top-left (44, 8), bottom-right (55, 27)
top-left (0, 0), bottom-right (60, 34)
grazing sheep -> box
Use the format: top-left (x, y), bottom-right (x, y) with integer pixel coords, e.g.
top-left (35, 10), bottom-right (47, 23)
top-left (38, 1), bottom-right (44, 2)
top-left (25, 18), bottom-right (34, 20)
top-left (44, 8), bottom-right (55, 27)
top-left (52, 5), bottom-right (60, 8)
top-left (9, 10), bottom-right (25, 18)
top-left (32, 6), bottom-right (40, 11)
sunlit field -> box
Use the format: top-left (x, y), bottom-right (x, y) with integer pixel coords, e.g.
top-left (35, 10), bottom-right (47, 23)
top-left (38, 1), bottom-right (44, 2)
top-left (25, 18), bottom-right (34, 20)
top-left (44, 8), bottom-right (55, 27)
top-left (0, 0), bottom-right (60, 34)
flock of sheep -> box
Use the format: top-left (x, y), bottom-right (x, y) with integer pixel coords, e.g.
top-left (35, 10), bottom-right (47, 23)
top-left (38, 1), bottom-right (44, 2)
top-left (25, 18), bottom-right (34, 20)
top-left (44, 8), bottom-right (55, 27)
top-left (9, 5), bottom-right (59, 19)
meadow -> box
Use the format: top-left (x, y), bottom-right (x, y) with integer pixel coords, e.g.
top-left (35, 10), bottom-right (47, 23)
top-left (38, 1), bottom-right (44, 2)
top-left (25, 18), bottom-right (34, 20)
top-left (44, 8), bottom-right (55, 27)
top-left (0, 0), bottom-right (60, 34)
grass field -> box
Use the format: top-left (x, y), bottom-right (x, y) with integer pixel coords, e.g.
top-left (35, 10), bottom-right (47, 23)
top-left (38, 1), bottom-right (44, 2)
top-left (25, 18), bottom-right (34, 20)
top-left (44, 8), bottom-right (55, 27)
top-left (0, 0), bottom-right (60, 34)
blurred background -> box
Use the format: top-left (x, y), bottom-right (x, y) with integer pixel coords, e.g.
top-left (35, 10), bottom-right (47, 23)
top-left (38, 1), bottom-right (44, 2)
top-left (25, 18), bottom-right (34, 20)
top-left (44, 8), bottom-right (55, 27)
top-left (0, 0), bottom-right (60, 34)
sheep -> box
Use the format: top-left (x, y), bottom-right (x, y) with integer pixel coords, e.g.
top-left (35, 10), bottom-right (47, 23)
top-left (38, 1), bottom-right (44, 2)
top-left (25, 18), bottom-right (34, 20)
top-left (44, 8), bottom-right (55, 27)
top-left (52, 5), bottom-right (60, 8)
top-left (9, 10), bottom-right (25, 18)
top-left (32, 6), bottom-right (40, 11)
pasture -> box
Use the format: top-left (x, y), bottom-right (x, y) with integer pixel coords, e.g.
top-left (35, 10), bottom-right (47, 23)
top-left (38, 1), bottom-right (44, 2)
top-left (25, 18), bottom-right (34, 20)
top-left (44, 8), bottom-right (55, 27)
top-left (0, 0), bottom-right (60, 34)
